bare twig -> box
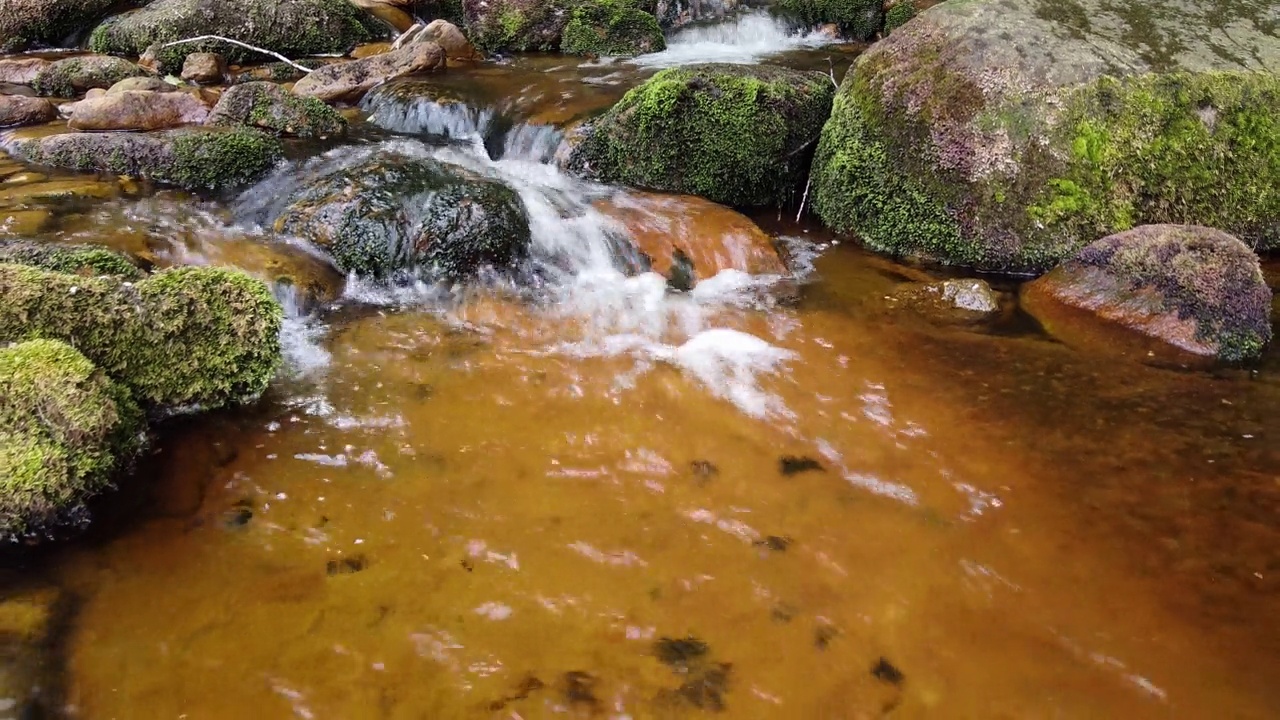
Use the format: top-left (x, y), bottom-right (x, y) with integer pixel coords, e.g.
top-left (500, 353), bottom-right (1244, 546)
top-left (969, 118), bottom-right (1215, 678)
top-left (827, 58), bottom-right (839, 88)
top-left (796, 176), bottom-right (812, 223)
top-left (157, 35), bottom-right (314, 73)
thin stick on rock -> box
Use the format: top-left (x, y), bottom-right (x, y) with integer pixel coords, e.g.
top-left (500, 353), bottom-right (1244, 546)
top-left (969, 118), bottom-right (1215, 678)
top-left (796, 176), bottom-right (812, 223)
top-left (157, 35), bottom-right (314, 73)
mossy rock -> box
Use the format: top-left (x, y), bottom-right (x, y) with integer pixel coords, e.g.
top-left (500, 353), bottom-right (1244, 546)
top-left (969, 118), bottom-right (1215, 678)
top-left (463, 0), bottom-right (577, 52)
top-left (0, 240), bottom-right (144, 279)
top-left (809, 0), bottom-right (1280, 273)
top-left (1023, 225), bottom-right (1273, 362)
top-left (882, 2), bottom-right (914, 33)
top-left (0, 264), bottom-right (283, 410)
top-left (87, 0), bottom-right (379, 72)
top-left (566, 63), bottom-right (834, 207)
top-left (0, 339), bottom-right (146, 540)
top-left (207, 82), bottom-right (347, 138)
top-left (561, 0), bottom-right (665, 56)
top-left (270, 151), bottom-right (532, 278)
top-left (10, 127), bottom-right (283, 191)
top-left (773, 0), bottom-right (883, 40)
top-left (0, 0), bottom-right (120, 54)
top-left (31, 56), bottom-right (146, 98)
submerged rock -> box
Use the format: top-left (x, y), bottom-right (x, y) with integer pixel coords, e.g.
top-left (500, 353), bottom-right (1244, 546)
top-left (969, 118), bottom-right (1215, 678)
top-left (291, 42), bottom-right (446, 103)
top-left (208, 82), bottom-right (347, 138)
top-left (0, 96), bottom-right (58, 128)
top-left (567, 64), bottom-right (834, 207)
top-left (31, 56), bottom-right (146, 98)
top-left (88, 0), bottom-right (378, 72)
top-left (0, 264), bottom-right (283, 409)
top-left (9, 127), bottom-right (283, 191)
top-left (0, 0), bottom-right (119, 53)
top-left (1022, 225), bottom-right (1273, 362)
top-left (0, 339), bottom-right (145, 539)
top-left (561, 0), bottom-right (666, 56)
top-left (66, 90), bottom-right (212, 131)
top-left (892, 278), bottom-right (1002, 324)
top-left (773, 0), bottom-right (883, 40)
top-left (0, 239), bottom-right (144, 278)
top-left (271, 151), bottom-right (531, 278)
top-left (181, 53), bottom-right (227, 85)
top-left (809, 0), bottom-right (1280, 272)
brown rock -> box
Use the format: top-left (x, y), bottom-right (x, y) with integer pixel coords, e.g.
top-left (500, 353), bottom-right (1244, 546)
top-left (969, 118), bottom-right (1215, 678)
top-left (181, 53), bottom-right (227, 85)
top-left (594, 192), bottom-right (788, 288)
top-left (291, 42), bottom-right (445, 103)
top-left (0, 58), bottom-right (50, 86)
top-left (396, 20), bottom-right (482, 62)
top-left (67, 90), bottom-right (211, 131)
top-left (0, 95), bottom-right (58, 127)
top-left (107, 76), bottom-right (179, 94)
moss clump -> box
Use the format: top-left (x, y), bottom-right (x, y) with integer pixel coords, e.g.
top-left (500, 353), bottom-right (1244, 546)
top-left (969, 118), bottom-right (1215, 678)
top-left (0, 339), bottom-right (145, 540)
top-left (561, 0), bottom-right (665, 56)
top-left (31, 56), bottom-right (145, 98)
top-left (773, 0), bottom-right (883, 40)
top-left (0, 0), bottom-right (120, 54)
top-left (207, 82), bottom-right (346, 138)
top-left (0, 240), bottom-right (144, 279)
top-left (883, 2), bottom-right (915, 33)
top-left (87, 0), bottom-right (378, 72)
top-left (570, 63), bottom-right (834, 207)
top-left (16, 128), bottom-right (283, 191)
top-left (464, 0), bottom-right (575, 52)
top-left (0, 264), bottom-right (283, 410)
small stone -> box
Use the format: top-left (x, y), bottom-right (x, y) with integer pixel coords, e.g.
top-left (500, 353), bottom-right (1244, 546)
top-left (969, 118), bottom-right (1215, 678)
top-left (181, 53), bottom-right (227, 85)
top-left (654, 636), bottom-right (709, 667)
top-left (779, 456), bottom-right (823, 476)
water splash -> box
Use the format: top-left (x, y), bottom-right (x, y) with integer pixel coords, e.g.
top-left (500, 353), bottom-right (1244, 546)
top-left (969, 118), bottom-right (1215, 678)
top-left (631, 10), bottom-right (833, 67)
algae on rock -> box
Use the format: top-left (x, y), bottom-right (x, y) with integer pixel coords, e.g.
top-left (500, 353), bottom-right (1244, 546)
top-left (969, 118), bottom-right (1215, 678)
top-left (561, 0), bottom-right (666, 56)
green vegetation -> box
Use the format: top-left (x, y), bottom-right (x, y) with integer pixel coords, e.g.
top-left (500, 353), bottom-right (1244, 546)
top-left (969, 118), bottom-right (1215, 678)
top-left (0, 240), bottom-right (143, 279)
top-left (883, 2), bottom-right (916, 33)
top-left (31, 57), bottom-right (144, 98)
top-left (773, 0), bottom-right (883, 40)
top-left (561, 0), bottom-right (665, 56)
top-left (0, 0), bottom-right (119, 54)
top-left (208, 82), bottom-right (347, 138)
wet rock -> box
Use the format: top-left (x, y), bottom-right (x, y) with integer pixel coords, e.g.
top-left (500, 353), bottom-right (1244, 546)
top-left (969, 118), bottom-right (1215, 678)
top-left (0, 263), bottom-right (282, 410)
top-left (0, 339), bottom-right (146, 539)
top-left (0, 58), bottom-right (51, 86)
top-left (810, 0), bottom-right (1280, 271)
top-left (654, 636), bottom-right (709, 667)
top-left (561, 0), bottom-right (666, 57)
top-left (269, 150), bottom-right (531, 279)
top-left (8, 127), bottom-right (283, 191)
top-left (87, 0), bottom-right (378, 73)
top-left (181, 53), bottom-right (227, 85)
top-left (892, 278), bottom-right (1002, 323)
top-left (67, 90), bottom-right (212, 131)
top-left (774, 0), bottom-right (882, 40)
top-left (568, 64), bottom-right (834, 207)
top-left (595, 192), bottom-right (788, 287)
top-left (231, 59), bottom-right (337, 85)
top-left (0, 240), bottom-right (143, 278)
top-left (208, 82), bottom-right (346, 138)
top-left (292, 42), bottom-right (446, 103)
top-left (0, 0), bottom-right (119, 53)
top-left (106, 76), bottom-right (179, 94)
top-left (464, 0), bottom-right (577, 52)
top-left (396, 20), bottom-right (483, 63)
top-left (654, 0), bottom-right (738, 31)
top-left (754, 535), bottom-right (791, 552)
top-left (31, 56), bottom-right (146, 98)
top-left (1022, 225), bottom-right (1273, 362)
top-left (870, 656), bottom-right (904, 685)
top-left (326, 554), bottom-right (369, 575)
top-left (0, 96), bottom-right (58, 128)
top-left (779, 456), bottom-right (823, 475)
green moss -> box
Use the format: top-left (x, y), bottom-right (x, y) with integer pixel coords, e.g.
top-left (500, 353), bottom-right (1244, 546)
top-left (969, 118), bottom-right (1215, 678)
top-left (0, 240), bottom-right (144, 279)
top-left (0, 0), bottom-right (120, 54)
top-left (31, 57), bottom-right (144, 98)
top-left (883, 2), bottom-right (915, 33)
top-left (0, 264), bottom-right (283, 410)
top-left (561, 0), bottom-right (665, 56)
top-left (208, 82), bottom-right (346, 138)
top-left (0, 339), bottom-right (145, 540)
top-left (773, 0), bottom-right (883, 40)
top-left (573, 64), bottom-right (834, 207)
top-left (466, 0), bottom-right (573, 52)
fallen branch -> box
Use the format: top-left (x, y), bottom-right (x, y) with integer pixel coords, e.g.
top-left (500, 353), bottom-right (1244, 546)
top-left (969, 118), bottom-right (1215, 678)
top-left (157, 35), bottom-right (314, 74)
top-left (796, 176), bottom-right (812, 223)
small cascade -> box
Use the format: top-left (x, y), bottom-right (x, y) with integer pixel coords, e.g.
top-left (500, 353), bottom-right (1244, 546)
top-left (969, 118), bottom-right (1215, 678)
top-left (631, 10), bottom-right (833, 67)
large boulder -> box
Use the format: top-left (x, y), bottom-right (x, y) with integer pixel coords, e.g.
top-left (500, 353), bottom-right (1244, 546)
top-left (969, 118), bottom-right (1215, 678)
top-left (8, 127), bottom-right (283, 191)
top-left (463, 0), bottom-right (575, 52)
top-left (561, 0), bottom-right (665, 56)
top-left (1022, 225), bottom-right (1273, 362)
top-left (809, 0), bottom-right (1280, 273)
top-left (0, 264), bottom-right (283, 409)
top-left (0, 0), bottom-right (119, 53)
top-left (0, 96), bottom-right (57, 127)
top-left (0, 339), bottom-right (145, 540)
top-left (87, 0), bottom-right (378, 73)
top-left (291, 41), bottom-right (446, 103)
top-left (31, 55), bottom-right (146, 98)
top-left (66, 90), bottom-right (212, 131)
top-left (566, 64), bottom-right (834, 207)
top-left (260, 150), bottom-right (531, 278)
top-left (207, 82), bottom-right (347, 138)
top-left (773, 0), bottom-right (882, 40)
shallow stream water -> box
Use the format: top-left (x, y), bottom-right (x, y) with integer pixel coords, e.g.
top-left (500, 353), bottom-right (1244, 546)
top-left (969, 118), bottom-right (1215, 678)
top-left (2, 11), bottom-right (1280, 719)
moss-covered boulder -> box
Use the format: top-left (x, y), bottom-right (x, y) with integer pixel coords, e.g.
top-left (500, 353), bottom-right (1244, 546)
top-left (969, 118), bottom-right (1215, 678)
top-left (1023, 225), bottom-right (1273, 362)
top-left (463, 0), bottom-right (576, 52)
top-left (882, 1), bottom-right (914, 33)
top-left (31, 56), bottom-right (146, 98)
top-left (0, 339), bottom-right (145, 540)
top-left (8, 127), bottom-right (283, 191)
top-left (0, 264), bottom-right (282, 410)
top-left (207, 82), bottom-right (346, 138)
top-left (566, 64), bottom-right (834, 207)
top-left (773, 0), bottom-right (882, 40)
top-left (0, 0), bottom-right (119, 54)
top-left (561, 0), bottom-right (665, 56)
top-left (0, 240), bottom-right (144, 278)
top-left (809, 0), bottom-right (1280, 273)
top-left (266, 150), bottom-right (531, 278)
top-left (87, 0), bottom-right (379, 73)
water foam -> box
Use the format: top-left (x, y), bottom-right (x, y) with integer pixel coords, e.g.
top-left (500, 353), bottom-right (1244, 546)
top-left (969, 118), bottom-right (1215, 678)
top-left (631, 11), bottom-right (833, 68)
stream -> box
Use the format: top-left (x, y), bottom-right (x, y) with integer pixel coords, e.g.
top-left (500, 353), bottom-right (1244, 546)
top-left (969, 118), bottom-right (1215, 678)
top-left (2, 10), bottom-right (1280, 719)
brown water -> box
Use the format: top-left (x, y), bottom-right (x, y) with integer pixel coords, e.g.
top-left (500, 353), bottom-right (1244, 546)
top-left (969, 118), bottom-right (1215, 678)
top-left (3, 25), bottom-right (1280, 720)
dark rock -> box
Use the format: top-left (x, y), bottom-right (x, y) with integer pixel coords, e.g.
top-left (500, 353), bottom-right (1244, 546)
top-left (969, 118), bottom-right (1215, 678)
top-left (326, 554), bottom-right (369, 575)
top-left (560, 671), bottom-right (600, 710)
top-left (654, 636), bottom-right (709, 667)
top-left (870, 657), bottom-right (904, 685)
top-left (0, 95), bottom-right (58, 127)
top-left (31, 56), bottom-right (146, 98)
top-left (291, 41), bottom-right (446, 103)
top-left (0, 0), bottom-right (119, 53)
top-left (754, 535), bottom-right (791, 552)
top-left (207, 82), bottom-right (346, 138)
top-left (779, 456), bottom-right (823, 475)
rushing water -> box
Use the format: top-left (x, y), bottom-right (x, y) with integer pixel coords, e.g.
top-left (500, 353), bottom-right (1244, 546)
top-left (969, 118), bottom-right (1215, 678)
top-left (2, 19), bottom-right (1280, 720)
